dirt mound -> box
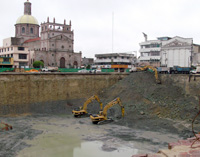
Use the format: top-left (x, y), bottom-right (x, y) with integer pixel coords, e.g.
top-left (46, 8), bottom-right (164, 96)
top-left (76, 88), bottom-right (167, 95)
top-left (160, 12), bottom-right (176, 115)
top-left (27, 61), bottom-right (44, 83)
top-left (96, 72), bottom-right (199, 137)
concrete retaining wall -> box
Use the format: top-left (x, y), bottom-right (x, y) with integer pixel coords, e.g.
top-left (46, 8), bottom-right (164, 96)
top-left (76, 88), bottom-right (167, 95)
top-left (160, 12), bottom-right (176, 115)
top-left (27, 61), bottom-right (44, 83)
top-left (0, 72), bottom-right (127, 115)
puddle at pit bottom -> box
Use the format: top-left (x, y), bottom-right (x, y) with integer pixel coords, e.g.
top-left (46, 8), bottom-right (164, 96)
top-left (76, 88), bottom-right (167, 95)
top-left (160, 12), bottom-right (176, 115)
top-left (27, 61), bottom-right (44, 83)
top-left (73, 141), bottom-right (138, 157)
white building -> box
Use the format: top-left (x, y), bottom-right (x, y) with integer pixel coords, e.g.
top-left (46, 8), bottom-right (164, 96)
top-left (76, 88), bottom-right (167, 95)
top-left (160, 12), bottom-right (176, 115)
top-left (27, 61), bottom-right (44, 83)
top-left (139, 36), bottom-right (200, 68)
top-left (139, 37), bottom-right (171, 67)
top-left (161, 36), bottom-right (193, 68)
top-left (94, 53), bottom-right (136, 72)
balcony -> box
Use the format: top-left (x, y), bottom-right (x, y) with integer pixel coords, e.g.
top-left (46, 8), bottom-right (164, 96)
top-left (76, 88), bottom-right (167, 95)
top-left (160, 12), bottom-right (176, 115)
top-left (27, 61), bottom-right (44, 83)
top-left (139, 56), bottom-right (161, 61)
top-left (139, 47), bottom-right (161, 53)
top-left (0, 61), bottom-right (11, 65)
top-left (95, 59), bottom-right (131, 63)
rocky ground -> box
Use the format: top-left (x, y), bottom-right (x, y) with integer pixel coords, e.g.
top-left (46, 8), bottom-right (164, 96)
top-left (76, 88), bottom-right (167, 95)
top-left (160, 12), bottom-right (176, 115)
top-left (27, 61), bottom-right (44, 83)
top-left (97, 72), bottom-right (200, 136)
top-left (1, 72), bottom-right (200, 156)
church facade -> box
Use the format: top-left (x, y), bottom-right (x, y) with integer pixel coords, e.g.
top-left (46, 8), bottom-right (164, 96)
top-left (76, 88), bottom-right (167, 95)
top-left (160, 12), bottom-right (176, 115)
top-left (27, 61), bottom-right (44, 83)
top-left (1, 0), bottom-right (82, 68)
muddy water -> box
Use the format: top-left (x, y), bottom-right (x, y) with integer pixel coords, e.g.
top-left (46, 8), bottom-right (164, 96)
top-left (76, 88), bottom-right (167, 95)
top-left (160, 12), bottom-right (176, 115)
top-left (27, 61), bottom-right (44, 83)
top-left (13, 115), bottom-right (181, 157)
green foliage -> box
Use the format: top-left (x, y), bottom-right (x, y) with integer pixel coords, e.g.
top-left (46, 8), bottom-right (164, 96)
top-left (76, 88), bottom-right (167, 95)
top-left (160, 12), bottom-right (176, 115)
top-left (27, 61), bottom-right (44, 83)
top-left (86, 65), bottom-right (91, 69)
top-left (33, 61), bottom-right (44, 68)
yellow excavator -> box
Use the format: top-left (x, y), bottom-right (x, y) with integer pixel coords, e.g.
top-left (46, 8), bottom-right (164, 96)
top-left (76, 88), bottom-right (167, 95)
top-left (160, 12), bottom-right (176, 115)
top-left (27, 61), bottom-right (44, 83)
top-left (72, 95), bottom-right (103, 117)
top-left (90, 97), bottom-right (125, 124)
top-left (136, 65), bottom-right (161, 84)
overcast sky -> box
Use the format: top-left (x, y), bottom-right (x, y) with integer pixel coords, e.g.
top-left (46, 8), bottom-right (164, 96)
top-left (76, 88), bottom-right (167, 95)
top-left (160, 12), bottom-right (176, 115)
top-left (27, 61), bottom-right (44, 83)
top-left (0, 0), bottom-right (200, 58)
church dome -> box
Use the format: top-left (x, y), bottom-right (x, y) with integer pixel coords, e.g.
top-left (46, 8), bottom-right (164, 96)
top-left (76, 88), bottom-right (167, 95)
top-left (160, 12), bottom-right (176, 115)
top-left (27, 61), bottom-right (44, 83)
top-left (16, 15), bottom-right (39, 25)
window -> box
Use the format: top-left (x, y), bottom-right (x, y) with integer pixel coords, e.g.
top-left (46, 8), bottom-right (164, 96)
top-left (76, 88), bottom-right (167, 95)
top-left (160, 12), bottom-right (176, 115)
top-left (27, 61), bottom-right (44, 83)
top-left (3, 58), bottom-right (9, 62)
top-left (121, 57), bottom-right (124, 59)
top-left (52, 33), bottom-right (54, 36)
top-left (52, 44), bottom-right (54, 46)
top-left (52, 63), bottom-right (54, 66)
top-left (52, 54), bottom-right (54, 56)
top-left (22, 27), bottom-right (25, 33)
top-left (18, 47), bottom-right (25, 51)
top-left (11, 47), bottom-right (13, 51)
top-left (11, 54), bottom-right (13, 57)
top-left (5, 49), bottom-right (6, 52)
top-left (30, 28), bottom-right (33, 34)
top-left (62, 45), bottom-right (64, 49)
top-left (19, 54), bottom-right (27, 59)
top-left (8, 48), bottom-right (9, 51)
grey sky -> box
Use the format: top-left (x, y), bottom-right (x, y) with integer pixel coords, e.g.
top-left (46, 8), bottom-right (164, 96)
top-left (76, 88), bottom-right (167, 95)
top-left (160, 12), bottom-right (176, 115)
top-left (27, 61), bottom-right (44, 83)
top-left (0, 0), bottom-right (200, 58)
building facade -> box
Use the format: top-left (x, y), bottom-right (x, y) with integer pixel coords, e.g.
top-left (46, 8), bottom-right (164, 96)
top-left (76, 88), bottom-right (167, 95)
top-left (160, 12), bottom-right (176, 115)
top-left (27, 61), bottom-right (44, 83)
top-left (139, 36), bottom-right (200, 68)
top-left (0, 57), bottom-right (14, 68)
top-left (160, 36), bottom-right (193, 67)
top-left (0, 38), bottom-right (29, 68)
top-left (139, 37), bottom-right (171, 67)
top-left (94, 53), bottom-right (136, 72)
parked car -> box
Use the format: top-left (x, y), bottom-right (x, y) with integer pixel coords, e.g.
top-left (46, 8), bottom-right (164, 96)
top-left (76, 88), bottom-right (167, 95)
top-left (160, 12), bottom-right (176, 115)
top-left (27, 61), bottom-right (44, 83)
top-left (78, 69), bottom-right (89, 73)
top-left (41, 66), bottom-right (59, 72)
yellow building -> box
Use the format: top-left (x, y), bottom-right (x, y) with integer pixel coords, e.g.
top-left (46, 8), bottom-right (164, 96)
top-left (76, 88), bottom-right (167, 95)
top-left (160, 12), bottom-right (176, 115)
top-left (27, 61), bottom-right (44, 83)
top-left (0, 57), bottom-right (14, 68)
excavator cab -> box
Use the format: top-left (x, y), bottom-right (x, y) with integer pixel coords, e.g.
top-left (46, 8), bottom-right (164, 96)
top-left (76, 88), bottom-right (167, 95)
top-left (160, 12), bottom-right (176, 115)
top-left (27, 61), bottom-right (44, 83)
top-left (90, 97), bottom-right (125, 124)
top-left (72, 95), bottom-right (103, 117)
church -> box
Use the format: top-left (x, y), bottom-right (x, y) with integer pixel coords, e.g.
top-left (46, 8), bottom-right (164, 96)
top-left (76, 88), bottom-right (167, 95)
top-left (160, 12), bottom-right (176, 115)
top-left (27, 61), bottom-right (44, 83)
top-left (0, 0), bottom-right (82, 68)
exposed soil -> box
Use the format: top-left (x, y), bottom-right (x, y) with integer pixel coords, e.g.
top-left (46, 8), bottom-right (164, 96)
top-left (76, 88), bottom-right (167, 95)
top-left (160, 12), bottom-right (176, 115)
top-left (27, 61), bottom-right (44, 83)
top-left (1, 72), bottom-right (200, 156)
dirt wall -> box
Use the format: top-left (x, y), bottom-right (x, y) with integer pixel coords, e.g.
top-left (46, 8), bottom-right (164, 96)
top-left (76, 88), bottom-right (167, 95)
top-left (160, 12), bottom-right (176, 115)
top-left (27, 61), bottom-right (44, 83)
top-left (0, 72), bottom-right (127, 115)
top-left (160, 74), bottom-right (200, 99)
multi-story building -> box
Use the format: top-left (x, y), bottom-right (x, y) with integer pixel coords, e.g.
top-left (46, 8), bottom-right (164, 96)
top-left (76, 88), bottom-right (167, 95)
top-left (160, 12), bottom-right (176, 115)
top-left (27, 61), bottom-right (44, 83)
top-left (139, 36), bottom-right (200, 68)
top-left (0, 38), bottom-right (29, 68)
top-left (94, 53), bottom-right (136, 72)
top-left (139, 37), bottom-right (171, 67)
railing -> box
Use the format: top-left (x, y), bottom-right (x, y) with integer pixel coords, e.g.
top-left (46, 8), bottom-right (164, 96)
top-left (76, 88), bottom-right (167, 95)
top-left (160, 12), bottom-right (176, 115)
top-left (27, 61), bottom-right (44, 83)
top-left (0, 62), bottom-right (11, 64)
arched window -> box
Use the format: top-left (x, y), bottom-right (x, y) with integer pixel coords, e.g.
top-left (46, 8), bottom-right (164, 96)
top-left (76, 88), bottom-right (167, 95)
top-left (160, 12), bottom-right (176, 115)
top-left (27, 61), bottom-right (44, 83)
top-left (30, 28), bottom-right (34, 34)
top-left (22, 27), bottom-right (25, 33)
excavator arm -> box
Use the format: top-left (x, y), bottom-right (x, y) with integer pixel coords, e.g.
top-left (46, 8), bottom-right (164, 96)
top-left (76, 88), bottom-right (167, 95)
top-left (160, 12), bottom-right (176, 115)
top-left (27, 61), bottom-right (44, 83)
top-left (90, 97), bottom-right (125, 124)
top-left (72, 95), bottom-right (103, 117)
top-left (137, 65), bottom-right (161, 84)
top-left (82, 95), bottom-right (103, 111)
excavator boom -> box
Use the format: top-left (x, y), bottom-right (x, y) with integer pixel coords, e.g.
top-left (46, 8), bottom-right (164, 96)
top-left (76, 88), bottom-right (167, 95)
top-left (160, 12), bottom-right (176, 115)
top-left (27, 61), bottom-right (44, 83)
top-left (90, 97), bottom-right (125, 124)
top-left (137, 65), bottom-right (161, 84)
top-left (72, 95), bottom-right (103, 117)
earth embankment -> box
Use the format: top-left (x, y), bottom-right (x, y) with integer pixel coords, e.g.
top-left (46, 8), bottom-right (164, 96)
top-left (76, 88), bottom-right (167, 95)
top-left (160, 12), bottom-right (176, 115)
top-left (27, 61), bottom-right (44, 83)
top-left (97, 72), bottom-right (199, 137)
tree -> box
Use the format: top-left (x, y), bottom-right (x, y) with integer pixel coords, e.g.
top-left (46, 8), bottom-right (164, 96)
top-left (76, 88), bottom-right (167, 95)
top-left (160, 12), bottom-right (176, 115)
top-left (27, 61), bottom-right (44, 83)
top-left (33, 61), bottom-right (44, 68)
top-left (86, 65), bottom-right (91, 69)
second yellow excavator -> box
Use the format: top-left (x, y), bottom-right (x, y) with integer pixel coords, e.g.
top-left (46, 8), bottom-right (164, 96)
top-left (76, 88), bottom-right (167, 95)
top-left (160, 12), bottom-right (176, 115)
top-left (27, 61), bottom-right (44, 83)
top-left (72, 95), bottom-right (103, 117)
top-left (90, 97), bottom-right (125, 124)
top-left (136, 65), bottom-right (161, 84)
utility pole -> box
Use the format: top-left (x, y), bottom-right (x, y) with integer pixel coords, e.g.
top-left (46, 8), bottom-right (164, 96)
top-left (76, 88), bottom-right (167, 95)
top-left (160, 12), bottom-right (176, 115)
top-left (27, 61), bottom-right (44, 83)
top-left (112, 12), bottom-right (114, 53)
